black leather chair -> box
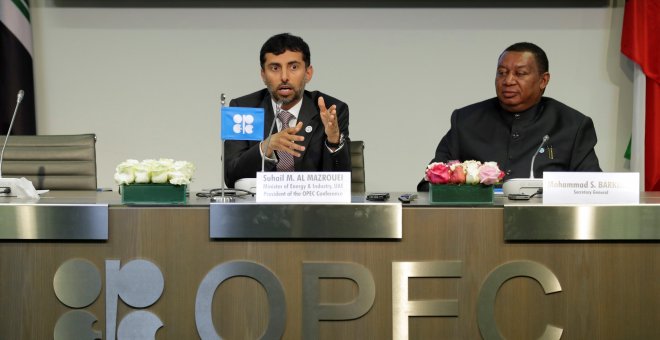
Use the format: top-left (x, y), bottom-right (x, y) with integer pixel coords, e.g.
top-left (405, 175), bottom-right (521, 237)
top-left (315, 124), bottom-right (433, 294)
top-left (0, 134), bottom-right (97, 190)
top-left (350, 140), bottom-right (366, 192)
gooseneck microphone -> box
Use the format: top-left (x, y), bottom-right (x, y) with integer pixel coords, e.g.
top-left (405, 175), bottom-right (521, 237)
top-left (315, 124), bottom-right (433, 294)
top-left (0, 89), bottom-right (38, 198)
top-left (502, 134), bottom-right (550, 198)
top-left (261, 101), bottom-right (282, 173)
top-left (529, 135), bottom-right (550, 179)
top-left (0, 90), bottom-right (25, 179)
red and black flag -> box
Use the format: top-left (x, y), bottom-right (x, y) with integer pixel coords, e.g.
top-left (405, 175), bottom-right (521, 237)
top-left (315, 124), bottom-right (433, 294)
top-left (1, 0), bottom-right (36, 135)
top-left (621, 0), bottom-right (660, 191)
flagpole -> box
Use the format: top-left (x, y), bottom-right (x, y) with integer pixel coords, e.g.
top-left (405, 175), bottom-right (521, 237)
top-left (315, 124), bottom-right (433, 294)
top-left (220, 139), bottom-right (225, 198)
top-left (217, 139), bottom-right (233, 202)
top-left (216, 93), bottom-right (233, 203)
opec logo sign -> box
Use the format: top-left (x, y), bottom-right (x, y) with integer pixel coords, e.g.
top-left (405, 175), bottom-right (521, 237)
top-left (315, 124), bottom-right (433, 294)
top-left (53, 259), bottom-right (164, 340)
top-left (232, 114), bottom-right (255, 134)
top-left (221, 106), bottom-right (265, 141)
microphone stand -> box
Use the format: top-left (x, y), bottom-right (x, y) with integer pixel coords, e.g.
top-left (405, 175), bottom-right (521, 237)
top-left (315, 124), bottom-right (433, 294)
top-left (261, 102), bottom-right (281, 173)
top-left (0, 91), bottom-right (24, 179)
top-left (502, 134), bottom-right (550, 197)
top-left (0, 90), bottom-right (39, 199)
top-left (530, 135), bottom-right (550, 179)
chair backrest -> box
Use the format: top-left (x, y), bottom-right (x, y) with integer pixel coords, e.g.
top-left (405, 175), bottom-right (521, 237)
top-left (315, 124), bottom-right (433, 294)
top-left (350, 140), bottom-right (366, 192)
top-left (0, 134), bottom-right (97, 190)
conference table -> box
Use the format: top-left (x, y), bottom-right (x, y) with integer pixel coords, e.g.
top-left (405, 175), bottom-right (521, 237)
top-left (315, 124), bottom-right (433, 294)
top-left (1, 190), bottom-right (658, 339)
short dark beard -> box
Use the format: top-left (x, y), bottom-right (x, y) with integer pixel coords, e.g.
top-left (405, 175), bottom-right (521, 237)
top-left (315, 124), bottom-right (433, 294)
top-left (268, 83), bottom-right (306, 107)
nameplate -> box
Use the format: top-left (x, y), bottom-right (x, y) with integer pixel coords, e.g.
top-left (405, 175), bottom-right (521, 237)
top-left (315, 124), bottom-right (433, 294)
top-left (543, 172), bottom-right (639, 204)
top-left (256, 172), bottom-right (351, 203)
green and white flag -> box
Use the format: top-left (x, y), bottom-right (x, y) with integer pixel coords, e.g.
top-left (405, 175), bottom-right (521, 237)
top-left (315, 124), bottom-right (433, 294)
top-left (1, 0), bottom-right (36, 135)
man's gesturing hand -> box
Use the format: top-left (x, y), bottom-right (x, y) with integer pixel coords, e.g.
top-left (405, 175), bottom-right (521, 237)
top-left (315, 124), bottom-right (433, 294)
top-left (318, 96), bottom-right (341, 144)
top-left (261, 121), bottom-right (306, 158)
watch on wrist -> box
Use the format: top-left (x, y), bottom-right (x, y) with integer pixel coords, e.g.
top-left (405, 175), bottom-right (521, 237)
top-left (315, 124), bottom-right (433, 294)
top-left (326, 133), bottom-right (345, 148)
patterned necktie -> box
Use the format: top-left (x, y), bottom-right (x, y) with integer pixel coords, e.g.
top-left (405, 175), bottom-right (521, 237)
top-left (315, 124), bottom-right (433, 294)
top-left (276, 110), bottom-right (295, 172)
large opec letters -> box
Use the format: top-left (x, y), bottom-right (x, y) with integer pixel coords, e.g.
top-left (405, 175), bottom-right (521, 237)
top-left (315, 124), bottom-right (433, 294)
top-left (53, 258), bottom-right (562, 339)
top-left (194, 260), bottom-right (562, 340)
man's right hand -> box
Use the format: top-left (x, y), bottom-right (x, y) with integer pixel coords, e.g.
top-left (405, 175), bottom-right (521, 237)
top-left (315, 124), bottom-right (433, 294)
top-left (261, 121), bottom-right (306, 158)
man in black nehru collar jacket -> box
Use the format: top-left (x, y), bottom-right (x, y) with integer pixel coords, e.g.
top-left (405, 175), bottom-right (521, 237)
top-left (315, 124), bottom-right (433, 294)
top-left (418, 42), bottom-right (601, 191)
top-left (224, 33), bottom-right (350, 188)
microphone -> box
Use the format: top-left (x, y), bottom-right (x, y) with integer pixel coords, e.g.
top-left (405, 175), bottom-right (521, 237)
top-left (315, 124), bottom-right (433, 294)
top-left (228, 102), bottom-right (280, 200)
top-left (0, 90), bottom-right (38, 198)
top-left (502, 134), bottom-right (550, 198)
top-left (0, 90), bottom-right (25, 178)
top-left (261, 101), bottom-right (282, 173)
top-left (529, 135), bottom-right (550, 179)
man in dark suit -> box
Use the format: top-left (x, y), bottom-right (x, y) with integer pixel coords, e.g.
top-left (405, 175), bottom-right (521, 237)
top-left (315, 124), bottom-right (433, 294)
top-left (225, 33), bottom-right (350, 188)
top-left (418, 42), bottom-right (601, 191)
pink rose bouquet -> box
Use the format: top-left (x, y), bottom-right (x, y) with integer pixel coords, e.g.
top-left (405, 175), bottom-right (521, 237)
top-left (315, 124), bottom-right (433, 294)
top-left (425, 160), bottom-right (504, 186)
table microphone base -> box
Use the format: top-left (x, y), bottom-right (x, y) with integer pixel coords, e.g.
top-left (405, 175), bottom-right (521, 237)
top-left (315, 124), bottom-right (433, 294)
top-left (211, 196), bottom-right (235, 203)
top-left (0, 177), bottom-right (39, 199)
top-left (502, 178), bottom-right (543, 197)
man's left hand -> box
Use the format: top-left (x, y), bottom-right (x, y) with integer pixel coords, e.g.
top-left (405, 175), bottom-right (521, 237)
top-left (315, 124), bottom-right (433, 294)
top-left (318, 96), bottom-right (341, 144)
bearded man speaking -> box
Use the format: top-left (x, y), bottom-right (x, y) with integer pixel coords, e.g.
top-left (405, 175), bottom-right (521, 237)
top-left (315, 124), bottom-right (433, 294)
top-left (224, 33), bottom-right (351, 188)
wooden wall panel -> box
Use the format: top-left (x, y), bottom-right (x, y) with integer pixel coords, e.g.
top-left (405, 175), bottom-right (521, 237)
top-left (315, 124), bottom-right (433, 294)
top-left (0, 206), bottom-right (658, 339)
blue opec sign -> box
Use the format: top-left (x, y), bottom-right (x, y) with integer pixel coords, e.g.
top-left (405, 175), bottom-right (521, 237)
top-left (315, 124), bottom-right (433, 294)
top-left (220, 106), bottom-right (265, 141)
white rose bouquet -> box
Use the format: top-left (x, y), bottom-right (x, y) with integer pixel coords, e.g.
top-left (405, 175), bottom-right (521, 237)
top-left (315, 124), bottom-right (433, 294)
top-left (114, 159), bottom-right (195, 186)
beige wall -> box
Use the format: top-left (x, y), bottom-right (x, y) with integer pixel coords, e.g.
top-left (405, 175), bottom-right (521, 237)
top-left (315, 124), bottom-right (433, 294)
top-left (30, 2), bottom-right (632, 192)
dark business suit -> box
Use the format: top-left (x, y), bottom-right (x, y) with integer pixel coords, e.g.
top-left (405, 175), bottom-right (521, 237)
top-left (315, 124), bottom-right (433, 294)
top-left (224, 89), bottom-right (351, 188)
top-left (418, 97), bottom-right (601, 191)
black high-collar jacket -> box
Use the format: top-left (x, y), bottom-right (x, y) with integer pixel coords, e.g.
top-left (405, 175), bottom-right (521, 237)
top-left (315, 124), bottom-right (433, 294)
top-left (418, 97), bottom-right (601, 191)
